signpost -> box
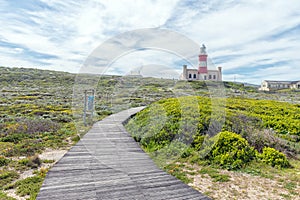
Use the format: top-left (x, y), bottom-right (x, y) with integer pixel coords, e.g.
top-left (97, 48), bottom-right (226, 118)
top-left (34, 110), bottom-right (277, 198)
top-left (83, 89), bottom-right (95, 126)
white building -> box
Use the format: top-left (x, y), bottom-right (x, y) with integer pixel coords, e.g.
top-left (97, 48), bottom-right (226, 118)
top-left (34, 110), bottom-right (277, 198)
top-left (290, 81), bottom-right (300, 90)
top-left (259, 80), bottom-right (300, 91)
top-left (181, 44), bottom-right (222, 81)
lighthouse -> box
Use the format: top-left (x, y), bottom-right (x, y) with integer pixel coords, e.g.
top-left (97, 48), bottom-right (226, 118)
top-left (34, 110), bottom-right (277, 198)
top-left (181, 44), bottom-right (222, 81)
top-left (198, 44), bottom-right (208, 74)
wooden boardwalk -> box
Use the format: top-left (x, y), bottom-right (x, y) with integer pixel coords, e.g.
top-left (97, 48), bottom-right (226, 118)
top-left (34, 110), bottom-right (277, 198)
top-left (37, 107), bottom-right (210, 200)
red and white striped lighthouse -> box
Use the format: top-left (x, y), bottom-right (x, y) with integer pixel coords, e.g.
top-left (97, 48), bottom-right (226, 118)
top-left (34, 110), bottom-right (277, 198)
top-left (198, 44), bottom-right (208, 74)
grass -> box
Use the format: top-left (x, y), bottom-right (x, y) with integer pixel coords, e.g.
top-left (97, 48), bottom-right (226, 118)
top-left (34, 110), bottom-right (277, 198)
top-left (284, 181), bottom-right (297, 191)
top-left (198, 167), bottom-right (231, 182)
top-left (163, 163), bottom-right (192, 184)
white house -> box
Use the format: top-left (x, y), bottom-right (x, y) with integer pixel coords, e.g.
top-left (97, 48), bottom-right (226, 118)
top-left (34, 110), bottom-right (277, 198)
top-left (259, 80), bottom-right (300, 91)
top-left (290, 81), bottom-right (300, 90)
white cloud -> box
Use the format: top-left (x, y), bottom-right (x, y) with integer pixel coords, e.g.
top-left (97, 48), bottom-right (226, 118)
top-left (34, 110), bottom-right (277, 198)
top-left (0, 0), bottom-right (299, 84)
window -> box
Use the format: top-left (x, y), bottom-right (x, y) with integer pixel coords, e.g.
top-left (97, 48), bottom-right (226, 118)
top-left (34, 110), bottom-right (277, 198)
top-left (193, 74), bottom-right (196, 79)
top-left (213, 75), bottom-right (216, 79)
top-left (204, 76), bottom-right (206, 80)
top-left (189, 74), bottom-right (192, 79)
top-left (209, 75), bottom-right (212, 79)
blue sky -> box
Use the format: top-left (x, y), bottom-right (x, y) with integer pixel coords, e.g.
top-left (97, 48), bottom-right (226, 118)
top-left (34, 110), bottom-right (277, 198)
top-left (0, 0), bottom-right (299, 84)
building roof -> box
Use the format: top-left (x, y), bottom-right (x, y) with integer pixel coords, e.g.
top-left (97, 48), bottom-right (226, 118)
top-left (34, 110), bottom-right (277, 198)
top-left (291, 80), bottom-right (300, 84)
top-left (186, 69), bottom-right (198, 71)
top-left (263, 80), bottom-right (292, 84)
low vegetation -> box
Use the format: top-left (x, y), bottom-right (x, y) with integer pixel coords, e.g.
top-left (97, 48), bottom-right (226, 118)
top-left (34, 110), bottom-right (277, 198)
top-left (8, 175), bottom-right (44, 199)
top-left (0, 67), bottom-right (87, 199)
top-left (126, 95), bottom-right (300, 199)
top-left (0, 66), bottom-right (299, 199)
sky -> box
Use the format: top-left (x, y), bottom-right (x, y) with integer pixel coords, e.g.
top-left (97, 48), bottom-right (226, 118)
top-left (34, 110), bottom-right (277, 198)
top-left (0, 0), bottom-right (300, 84)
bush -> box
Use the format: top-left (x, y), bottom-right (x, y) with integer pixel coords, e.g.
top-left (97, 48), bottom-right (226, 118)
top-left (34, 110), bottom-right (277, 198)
top-left (0, 142), bottom-right (14, 155)
top-left (0, 133), bottom-right (27, 143)
top-left (191, 134), bottom-right (205, 151)
top-left (13, 175), bottom-right (43, 198)
top-left (5, 118), bottom-right (60, 135)
top-left (206, 131), bottom-right (256, 170)
top-left (0, 156), bottom-right (10, 167)
top-left (241, 129), bottom-right (296, 158)
top-left (4, 140), bottom-right (43, 157)
top-left (27, 155), bottom-right (41, 169)
top-left (18, 155), bottom-right (41, 169)
top-left (18, 158), bottom-right (30, 166)
top-left (0, 191), bottom-right (16, 200)
top-left (0, 170), bottom-right (19, 189)
top-left (33, 167), bottom-right (48, 178)
top-left (258, 147), bottom-right (290, 168)
top-left (225, 114), bottom-right (263, 135)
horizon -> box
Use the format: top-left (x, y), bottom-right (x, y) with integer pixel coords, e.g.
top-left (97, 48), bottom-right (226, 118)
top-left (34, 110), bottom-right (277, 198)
top-left (0, 65), bottom-right (262, 86)
top-left (1, 1), bottom-right (300, 84)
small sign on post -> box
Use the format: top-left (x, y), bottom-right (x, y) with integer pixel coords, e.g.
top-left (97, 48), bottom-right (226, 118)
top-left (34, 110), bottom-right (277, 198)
top-left (83, 89), bottom-right (95, 126)
top-left (87, 96), bottom-right (94, 111)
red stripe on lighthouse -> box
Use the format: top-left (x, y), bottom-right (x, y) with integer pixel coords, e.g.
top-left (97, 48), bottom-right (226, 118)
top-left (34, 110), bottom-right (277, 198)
top-left (199, 67), bottom-right (208, 73)
top-left (199, 55), bottom-right (207, 62)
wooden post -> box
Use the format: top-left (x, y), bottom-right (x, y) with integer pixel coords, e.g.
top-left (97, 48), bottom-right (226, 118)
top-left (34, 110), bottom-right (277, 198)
top-left (90, 89), bottom-right (95, 123)
top-left (83, 90), bottom-right (87, 126)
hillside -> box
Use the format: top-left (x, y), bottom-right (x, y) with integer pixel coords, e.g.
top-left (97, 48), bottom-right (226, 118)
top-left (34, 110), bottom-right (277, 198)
top-left (0, 66), bottom-right (299, 199)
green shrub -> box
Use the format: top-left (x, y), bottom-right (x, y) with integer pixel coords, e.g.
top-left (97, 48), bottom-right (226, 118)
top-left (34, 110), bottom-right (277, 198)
top-left (0, 133), bottom-right (27, 143)
top-left (33, 167), bottom-right (48, 178)
top-left (42, 159), bottom-right (55, 164)
top-left (0, 156), bottom-right (10, 167)
top-left (258, 147), bottom-right (290, 168)
top-left (27, 155), bottom-right (41, 168)
top-left (4, 139), bottom-right (43, 157)
top-left (181, 147), bottom-right (194, 158)
top-left (18, 158), bottom-right (30, 166)
top-left (191, 134), bottom-right (205, 151)
top-left (18, 155), bottom-right (41, 169)
top-left (13, 176), bottom-right (43, 199)
top-left (0, 142), bottom-right (14, 155)
top-left (0, 170), bottom-right (19, 189)
top-left (126, 96), bottom-right (212, 151)
top-left (0, 191), bottom-right (16, 200)
top-left (241, 129), bottom-right (296, 158)
top-left (206, 131), bottom-right (256, 170)
top-left (71, 135), bottom-right (80, 143)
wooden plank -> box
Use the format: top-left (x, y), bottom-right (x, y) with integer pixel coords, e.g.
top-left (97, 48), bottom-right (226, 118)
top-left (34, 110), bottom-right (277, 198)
top-left (37, 107), bottom-right (210, 200)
